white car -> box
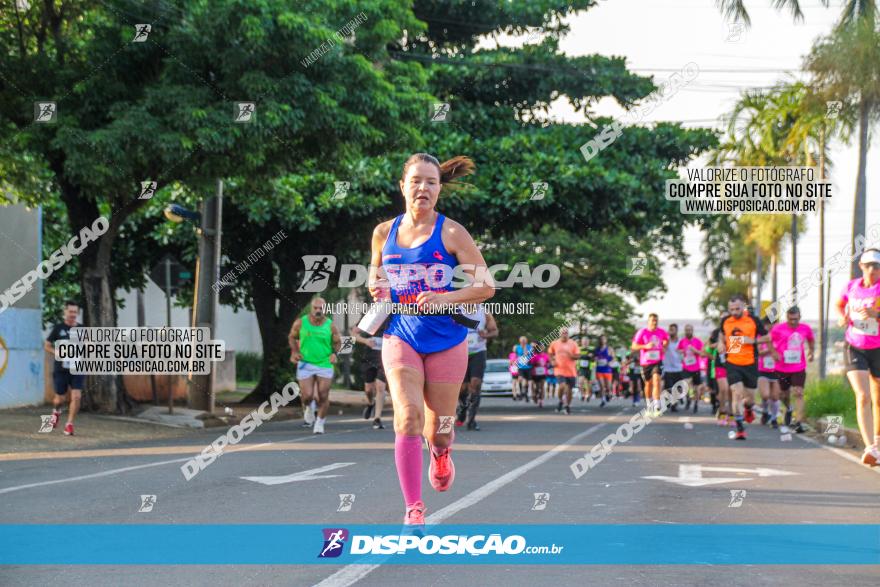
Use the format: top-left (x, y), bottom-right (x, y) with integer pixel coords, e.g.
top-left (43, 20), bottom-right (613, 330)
top-left (480, 359), bottom-right (514, 397)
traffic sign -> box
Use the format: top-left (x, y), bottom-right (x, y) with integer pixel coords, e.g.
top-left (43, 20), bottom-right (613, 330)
top-left (149, 255), bottom-right (192, 295)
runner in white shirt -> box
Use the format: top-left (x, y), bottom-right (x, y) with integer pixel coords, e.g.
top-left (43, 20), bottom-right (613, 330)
top-left (456, 307), bottom-right (498, 430)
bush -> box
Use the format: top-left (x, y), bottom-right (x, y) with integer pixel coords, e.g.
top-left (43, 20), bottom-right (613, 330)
top-left (236, 351), bottom-right (262, 383)
top-left (804, 375), bottom-right (857, 430)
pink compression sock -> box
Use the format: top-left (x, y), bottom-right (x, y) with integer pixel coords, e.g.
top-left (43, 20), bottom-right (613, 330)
top-left (395, 434), bottom-right (423, 506)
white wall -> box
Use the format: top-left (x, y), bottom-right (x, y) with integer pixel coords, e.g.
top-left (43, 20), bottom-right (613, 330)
top-left (116, 279), bottom-right (263, 353)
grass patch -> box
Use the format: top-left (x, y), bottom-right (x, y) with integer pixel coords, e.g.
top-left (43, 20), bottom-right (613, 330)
top-left (804, 375), bottom-right (857, 430)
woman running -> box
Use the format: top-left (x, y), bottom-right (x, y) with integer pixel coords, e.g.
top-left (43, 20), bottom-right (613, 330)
top-left (594, 335), bottom-right (615, 406)
top-left (705, 319), bottom-right (731, 426)
top-left (508, 345), bottom-right (520, 399)
top-left (757, 316), bottom-right (781, 429)
top-left (369, 153), bottom-right (495, 524)
top-left (836, 249), bottom-right (880, 466)
top-left (530, 343), bottom-right (550, 407)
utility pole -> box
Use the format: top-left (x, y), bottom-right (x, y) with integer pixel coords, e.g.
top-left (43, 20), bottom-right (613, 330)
top-left (189, 180), bottom-right (223, 413)
top-left (791, 214), bottom-right (798, 303)
top-left (755, 251), bottom-right (763, 314)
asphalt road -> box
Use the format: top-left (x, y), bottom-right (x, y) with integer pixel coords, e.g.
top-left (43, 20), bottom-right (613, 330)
top-left (1, 395), bottom-right (879, 586)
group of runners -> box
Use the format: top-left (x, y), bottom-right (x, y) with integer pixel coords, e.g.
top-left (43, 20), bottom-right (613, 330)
top-left (622, 298), bottom-right (817, 443)
top-left (41, 151), bottom-right (880, 527)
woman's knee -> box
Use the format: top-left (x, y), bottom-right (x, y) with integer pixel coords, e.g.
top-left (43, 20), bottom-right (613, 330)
top-left (853, 389), bottom-right (871, 406)
top-left (395, 405), bottom-right (423, 434)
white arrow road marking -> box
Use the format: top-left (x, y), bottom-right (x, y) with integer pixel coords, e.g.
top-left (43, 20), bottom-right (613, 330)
top-left (642, 464), bottom-right (798, 487)
top-left (700, 466), bottom-right (799, 477)
top-left (241, 462), bottom-right (355, 486)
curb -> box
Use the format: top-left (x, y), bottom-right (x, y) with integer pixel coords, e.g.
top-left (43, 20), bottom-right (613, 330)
top-left (809, 416), bottom-right (863, 450)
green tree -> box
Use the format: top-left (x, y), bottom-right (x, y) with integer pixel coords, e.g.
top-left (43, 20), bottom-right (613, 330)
top-left (221, 1), bottom-right (716, 400)
top-left (0, 0), bottom-right (429, 410)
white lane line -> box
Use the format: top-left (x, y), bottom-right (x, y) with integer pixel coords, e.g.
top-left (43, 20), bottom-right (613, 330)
top-left (795, 433), bottom-right (880, 476)
top-left (313, 412), bottom-right (618, 587)
top-left (0, 454), bottom-right (197, 495)
top-left (242, 462), bottom-right (356, 485)
top-left (0, 433), bottom-right (325, 495)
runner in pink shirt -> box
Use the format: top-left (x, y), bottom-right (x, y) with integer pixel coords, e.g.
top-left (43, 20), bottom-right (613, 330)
top-left (677, 324), bottom-right (703, 413)
top-left (631, 313), bottom-right (669, 416)
top-left (770, 307), bottom-right (815, 434)
top-left (836, 248), bottom-right (880, 466)
top-left (758, 316), bottom-right (782, 429)
top-left (529, 345), bottom-right (551, 408)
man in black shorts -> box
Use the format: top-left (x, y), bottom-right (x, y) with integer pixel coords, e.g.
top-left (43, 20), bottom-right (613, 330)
top-left (457, 308), bottom-right (497, 430)
top-left (577, 337), bottom-right (594, 401)
top-left (44, 301), bottom-right (84, 436)
top-left (515, 336), bottom-right (533, 402)
top-left (720, 294), bottom-right (770, 440)
top-left (353, 327), bottom-right (387, 429)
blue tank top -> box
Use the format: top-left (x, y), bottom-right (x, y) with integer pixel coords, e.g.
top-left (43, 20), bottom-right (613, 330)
top-left (595, 346), bottom-right (613, 373)
top-left (381, 213), bottom-right (466, 353)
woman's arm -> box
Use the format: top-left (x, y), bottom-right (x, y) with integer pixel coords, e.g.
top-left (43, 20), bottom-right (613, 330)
top-left (482, 313), bottom-right (499, 339)
top-left (419, 219), bottom-right (494, 308)
top-left (368, 221), bottom-right (392, 301)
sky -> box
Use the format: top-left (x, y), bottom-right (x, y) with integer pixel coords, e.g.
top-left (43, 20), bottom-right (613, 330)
top-left (491, 0), bottom-right (879, 324)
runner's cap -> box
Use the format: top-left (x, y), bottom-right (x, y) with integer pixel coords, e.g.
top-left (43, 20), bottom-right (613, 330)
top-left (859, 250), bottom-right (880, 265)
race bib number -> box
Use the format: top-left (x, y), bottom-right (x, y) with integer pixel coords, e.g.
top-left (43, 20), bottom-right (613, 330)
top-left (852, 318), bottom-right (879, 336)
top-left (534, 366), bottom-right (546, 376)
top-left (684, 355), bottom-right (697, 366)
top-left (597, 359), bottom-right (608, 367)
top-left (467, 332), bottom-right (480, 347)
top-left (645, 350), bottom-right (660, 362)
top-left (763, 356), bottom-right (775, 369)
top-left (783, 350), bottom-right (801, 364)
top-left (62, 359), bottom-right (73, 370)
top-left (579, 359), bottom-right (589, 367)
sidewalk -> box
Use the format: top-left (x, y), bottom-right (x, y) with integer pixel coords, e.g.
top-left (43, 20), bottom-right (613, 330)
top-left (0, 388), bottom-right (375, 454)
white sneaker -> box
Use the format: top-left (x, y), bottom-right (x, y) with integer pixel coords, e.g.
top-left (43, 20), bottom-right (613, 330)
top-left (779, 425), bottom-right (790, 434)
top-left (313, 419), bottom-right (325, 434)
top-left (304, 404), bottom-right (315, 425)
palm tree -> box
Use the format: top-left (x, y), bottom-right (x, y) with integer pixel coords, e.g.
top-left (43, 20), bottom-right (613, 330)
top-left (806, 20), bottom-right (880, 278)
top-left (778, 82), bottom-right (844, 376)
top-left (717, 0), bottom-right (875, 28)
top-left (716, 87), bottom-right (806, 307)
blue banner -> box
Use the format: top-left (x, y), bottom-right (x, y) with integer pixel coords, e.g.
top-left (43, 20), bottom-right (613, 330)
top-left (1, 524), bottom-right (878, 565)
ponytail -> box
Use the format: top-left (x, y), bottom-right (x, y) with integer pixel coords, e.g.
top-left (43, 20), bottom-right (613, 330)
top-left (401, 153), bottom-right (475, 192)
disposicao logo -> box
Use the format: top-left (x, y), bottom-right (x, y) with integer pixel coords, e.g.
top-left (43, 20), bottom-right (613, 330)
top-left (318, 528), bottom-right (349, 558)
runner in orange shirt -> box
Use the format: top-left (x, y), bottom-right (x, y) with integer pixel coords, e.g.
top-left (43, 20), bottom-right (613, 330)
top-left (719, 294), bottom-right (771, 440)
top-left (549, 327), bottom-right (580, 415)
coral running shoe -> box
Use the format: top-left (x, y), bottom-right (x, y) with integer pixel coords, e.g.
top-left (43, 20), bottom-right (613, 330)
top-left (428, 443), bottom-right (455, 492)
top-left (404, 501), bottom-right (426, 525)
